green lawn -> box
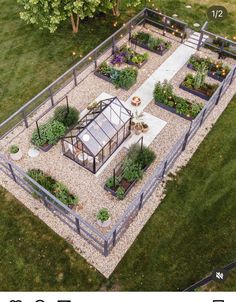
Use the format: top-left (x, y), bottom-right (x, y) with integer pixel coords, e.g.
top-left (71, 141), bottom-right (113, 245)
top-left (0, 0), bottom-right (236, 292)
top-left (1, 95), bottom-right (236, 290)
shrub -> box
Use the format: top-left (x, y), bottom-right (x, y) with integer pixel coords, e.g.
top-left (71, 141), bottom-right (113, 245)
top-left (54, 105), bottom-right (79, 128)
top-left (53, 182), bottom-right (78, 205)
top-left (9, 145), bottom-right (19, 154)
top-left (97, 208), bottom-right (110, 222)
top-left (105, 176), bottom-right (119, 189)
top-left (127, 144), bottom-right (156, 169)
top-left (27, 169), bottom-right (78, 206)
top-left (113, 67), bottom-right (138, 89)
top-left (31, 120), bottom-right (66, 147)
top-left (116, 187), bottom-right (125, 200)
top-left (153, 80), bottom-right (173, 104)
top-left (122, 158), bottom-right (143, 182)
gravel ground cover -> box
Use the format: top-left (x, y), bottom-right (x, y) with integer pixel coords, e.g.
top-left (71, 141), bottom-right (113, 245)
top-left (0, 23), bottom-right (235, 277)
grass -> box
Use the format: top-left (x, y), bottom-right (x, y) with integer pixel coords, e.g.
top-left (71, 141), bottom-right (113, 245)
top-left (0, 0), bottom-right (236, 291)
top-left (1, 95), bottom-right (236, 290)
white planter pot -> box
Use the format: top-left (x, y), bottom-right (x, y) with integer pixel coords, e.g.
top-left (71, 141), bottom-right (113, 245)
top-left (10, 150), bottom-right (23, 161)
top-left (97, 217), bottom-right (111, 228)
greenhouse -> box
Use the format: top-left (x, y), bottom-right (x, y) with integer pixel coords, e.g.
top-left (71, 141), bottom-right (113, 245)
top-left (62, 97), bottom-right (132, 173)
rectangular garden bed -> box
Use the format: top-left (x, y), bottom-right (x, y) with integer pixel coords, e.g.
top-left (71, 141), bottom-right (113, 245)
top-left (180, 83), bottom-right (211, 101)
top-left (130, 38), bottom-right (169, 56)
top-left (104, 144), bottom-right (156, 200)
top-left (155, 101), bottom-right (194, 121)
top-left (187, 63), bottom-right (226, 82)
top-left (94, 62), bottom-right (138, 91)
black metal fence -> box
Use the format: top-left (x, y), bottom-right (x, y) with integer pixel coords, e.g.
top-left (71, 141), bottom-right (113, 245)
top-left (198, 21), bottom-right (236, 59)
top-left (0, 7), bottom-right (236, 257)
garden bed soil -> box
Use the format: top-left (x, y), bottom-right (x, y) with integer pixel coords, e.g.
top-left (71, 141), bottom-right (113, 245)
top-left (155, 101), bottom-right (194, 121)
top-left (179, 83), bottom-right (212, 101)
top-left (130, 38), bottom-right (169, 56)
top-left (187, 63), bottom-right (226, 82)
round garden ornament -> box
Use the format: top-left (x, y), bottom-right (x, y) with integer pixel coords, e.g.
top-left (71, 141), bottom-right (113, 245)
top-left (131, 96), bottom-right (141, 106)
top-left (28, 148), bottom-right (40, 158)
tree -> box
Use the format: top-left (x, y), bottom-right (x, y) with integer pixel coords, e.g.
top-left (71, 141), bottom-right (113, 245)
top-left (18, 0), bottom-right (101, 33)
top-left (18, 0), bottom-right (66, 33)
top-left (99, 0), bottom-right (142, 17)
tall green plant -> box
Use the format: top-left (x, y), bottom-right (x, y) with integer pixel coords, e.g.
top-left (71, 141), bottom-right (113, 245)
top-left (194, 62), bottom-right (208, 89)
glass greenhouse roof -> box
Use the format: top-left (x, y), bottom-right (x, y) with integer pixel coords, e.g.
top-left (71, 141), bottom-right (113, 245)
top-left (76, 97), bottom-right (132, 156)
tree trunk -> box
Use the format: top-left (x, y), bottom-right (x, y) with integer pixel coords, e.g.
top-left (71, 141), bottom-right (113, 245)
top-left (112, 0), bottom-right (121, 17)
top-left (70, 13), bottom-right (80, 33)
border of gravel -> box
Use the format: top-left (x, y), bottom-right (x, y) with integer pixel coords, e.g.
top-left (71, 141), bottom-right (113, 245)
top-left (0, 74), bottom-right (235, 278)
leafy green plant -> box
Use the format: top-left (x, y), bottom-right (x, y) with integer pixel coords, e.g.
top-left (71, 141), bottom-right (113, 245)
top-left (194, 62), bottom-right (208, 89)
top-left (98, 62), bottom-right (113, 76)
top-left (148, 36), bottom-right (162, 50)
top-left (153, 80), bottom-right (173, 104)
top-left (97, 208), bottom-right (110, 222)
top-left (9, 145), bottom-right (19, 154)
top-left (132, 31), bottom-right (150, 43)
top-left (154, 81), bottom-right (203, 118)
top-left (105, 176), bottom-right (119, 189)
top-left (27, 169), bottom-right (78, 206)
top-left (31, 120), bottom-right (66, 147)
top-left (122, 158), bottom-right (143, 182)
top-left (54, 105), bottom-right (79, 128)
top-left (127, 144), bottom-right (156, 169)
top-left (116, 187), bottom-right (125, 200)
top-left (113, 67), bottom-right (138, 89)
top-left (131, 52), bottom-right (148, 65)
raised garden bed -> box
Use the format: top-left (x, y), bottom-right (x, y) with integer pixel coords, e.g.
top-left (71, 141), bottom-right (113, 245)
top-left (27, 169), bottom-right (78, 207)
top-left (112, 45), bottom-right (148, 69)
top-left (187, 55), bottom-right (231, 82)
top-left (104, 144), bottom-right (156, 200)
top-left (95, 62), bottom-right (138, 90)
top-left (130, 31), bottom-right (171, 56)
top-left (31, 105), bottom-right (79, 152)
top-left (153, 80), bottom-right (203, 119)
top-left (180, 74), bottom-right (219, 101)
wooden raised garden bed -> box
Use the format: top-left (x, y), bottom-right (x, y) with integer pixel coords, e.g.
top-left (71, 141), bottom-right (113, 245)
top-left (94, 70), bottom-right (113, 84)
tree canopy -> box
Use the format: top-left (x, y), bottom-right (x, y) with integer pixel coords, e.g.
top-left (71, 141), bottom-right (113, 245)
top-left (18, 0), bottom-right (143, 33)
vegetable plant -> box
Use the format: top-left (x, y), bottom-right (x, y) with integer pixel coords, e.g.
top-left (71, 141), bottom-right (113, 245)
top-left (54, 105), bottom-right (79, 128)
top-left (10, 145), bottom-right (19, 154)
top-left (97, 208), bottom-right (110, 222)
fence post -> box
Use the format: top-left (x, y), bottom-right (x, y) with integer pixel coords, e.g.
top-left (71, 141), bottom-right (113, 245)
top-left (181, 25), bottom-right (186, 43)
top-left (230, 67), bottom-right (236, 85)
top-left (49, 87), bottom-right (54, 107)
top-left (129, 23), bottom-right (132, 40)
top-left (200, 108), bottom-right (206, 126)
top-left (104, 240), bottom-right (108, 256)
top-left (161, 160), bottom-right (168, 177)
top-left (215, 84), bottom-right (224, 105)
top-left (138, 192), bottom-right (144, 210)
top-left (42, 193), bottom-right (49, 207)
top-left (197, 31), bottom-right (204, 51)
top-left (182, 122), bottom-right (192, 151)
top-left (112, 36), bottom-right (116, 54)
top-left (73, 68), bottom-right (78, 86)
top-left (22, 110), bottom-right (29, 128)
top-left (163, 17), bottom-right (168, 36)
top-left (112, 229), bottom-right (117, 247)
top-left (75, 217), bottom-right (80, 234)
top-left (8, 163), bottom-right (17, 182)
top-left (94, 50), bottom-right (98, 70)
